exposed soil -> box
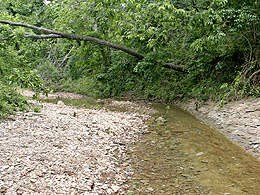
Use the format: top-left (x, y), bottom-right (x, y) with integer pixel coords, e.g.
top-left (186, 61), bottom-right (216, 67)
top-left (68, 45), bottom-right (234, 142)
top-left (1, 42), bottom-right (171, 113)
top-left (177, 97), bottom-right (260, 161)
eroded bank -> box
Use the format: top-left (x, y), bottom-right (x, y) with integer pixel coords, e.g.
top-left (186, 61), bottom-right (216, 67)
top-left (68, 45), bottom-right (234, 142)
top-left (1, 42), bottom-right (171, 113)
top-left (128, 103), bottom-right (260, 195)
top-left (177, 98), bottom-right (260, 160)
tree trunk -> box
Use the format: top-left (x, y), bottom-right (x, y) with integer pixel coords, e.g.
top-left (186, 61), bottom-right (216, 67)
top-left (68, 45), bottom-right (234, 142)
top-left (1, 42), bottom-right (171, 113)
top-left (0, 20), bottom-right (188, 72)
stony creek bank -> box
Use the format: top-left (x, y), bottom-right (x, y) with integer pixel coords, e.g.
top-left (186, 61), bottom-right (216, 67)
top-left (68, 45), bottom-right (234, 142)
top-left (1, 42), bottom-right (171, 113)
top-left (0, 91), bottom-right (154, 194)
top-left (177, 97), bottom-right (260, 161)
top-left (1, 90), bottom-right (260, 194)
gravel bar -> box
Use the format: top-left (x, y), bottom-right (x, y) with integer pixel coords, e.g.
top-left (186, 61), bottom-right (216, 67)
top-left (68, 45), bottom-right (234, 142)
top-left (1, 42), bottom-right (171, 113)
top-left (0, 100), bottom-right (150, 194)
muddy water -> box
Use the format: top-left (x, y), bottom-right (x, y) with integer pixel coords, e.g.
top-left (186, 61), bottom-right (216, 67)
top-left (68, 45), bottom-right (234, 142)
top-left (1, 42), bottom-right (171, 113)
top-left (128, 104), bottom-right (260, 195)
top-left (45, 99), bottom-right (260, 194)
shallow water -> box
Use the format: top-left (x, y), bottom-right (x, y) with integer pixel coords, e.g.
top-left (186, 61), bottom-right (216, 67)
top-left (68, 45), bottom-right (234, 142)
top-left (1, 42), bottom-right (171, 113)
top-left (45, 99), bottom-right (260, 194)
top-left (128, 103), bottom-right (260, 194)
top-left (44, 98), bottom-right (101, 109)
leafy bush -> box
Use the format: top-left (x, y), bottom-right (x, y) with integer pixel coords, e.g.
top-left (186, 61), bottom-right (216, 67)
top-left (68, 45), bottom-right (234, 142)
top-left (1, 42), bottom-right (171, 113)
top-left (37, 62), bottom-right (65, 91)
top-left (0, 66), bottom-right (48, 118)
top-left (9, 68), bottom-right (48, 98)
top-left (0, 83), bottom-right (29, 119)
top-left (62, 76), bottom-right (105, 98)
top-left (1, 0), bottom-right (259, 107)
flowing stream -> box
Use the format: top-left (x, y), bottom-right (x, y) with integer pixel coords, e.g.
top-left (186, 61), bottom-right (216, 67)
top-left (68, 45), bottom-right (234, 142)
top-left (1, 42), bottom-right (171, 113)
top-left (46, 99), bottom-right (260, 194)
top-left (128, 103), bottom-right (260, 194)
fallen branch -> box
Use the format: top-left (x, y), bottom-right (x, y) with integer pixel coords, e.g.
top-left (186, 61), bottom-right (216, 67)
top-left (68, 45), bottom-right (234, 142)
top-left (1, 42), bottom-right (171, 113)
top-left (24, 33), bottom-right (62, 39)
top-left (0, 20), bottom-right (188, 72)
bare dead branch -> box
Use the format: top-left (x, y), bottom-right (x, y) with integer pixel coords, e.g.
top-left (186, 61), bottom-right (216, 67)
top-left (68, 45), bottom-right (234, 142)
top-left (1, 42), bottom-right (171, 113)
top-left (249, 69), bottom-right (260, 81)
top-left (59, 45), bottom-right (75, 71)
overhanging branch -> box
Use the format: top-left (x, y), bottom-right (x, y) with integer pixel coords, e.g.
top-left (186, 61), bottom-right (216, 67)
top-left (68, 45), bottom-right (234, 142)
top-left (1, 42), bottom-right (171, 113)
top-left (24, 33), bottom-right (63, 39)
top-left (0, 20), bottom-right (188, 72)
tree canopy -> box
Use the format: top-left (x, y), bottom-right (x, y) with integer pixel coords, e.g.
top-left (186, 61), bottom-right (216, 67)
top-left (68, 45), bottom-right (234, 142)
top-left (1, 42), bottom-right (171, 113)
top-left (0, 0), bottom-right (259, 117)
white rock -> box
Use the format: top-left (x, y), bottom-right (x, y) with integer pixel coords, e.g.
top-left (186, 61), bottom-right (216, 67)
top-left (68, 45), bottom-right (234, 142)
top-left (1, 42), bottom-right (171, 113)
top-left (106, 189), bottom-right (113, 194)
top-left (57, 100), bottom-right (65, 106)
top-left (0, 98), bottom-right (149, 195)
top-left (111, 184), bottom-right (120, 192)
top-left (196, 152), bottom-right (204, 156)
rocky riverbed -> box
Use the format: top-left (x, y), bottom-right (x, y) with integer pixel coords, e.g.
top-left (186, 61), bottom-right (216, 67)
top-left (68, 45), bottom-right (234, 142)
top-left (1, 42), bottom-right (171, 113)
top-left (2, 90), bottom-right (260, 194)
top-left (0, 91), bottom-right (152, 194)
top-left (177, 97), bottom-right (260, 161)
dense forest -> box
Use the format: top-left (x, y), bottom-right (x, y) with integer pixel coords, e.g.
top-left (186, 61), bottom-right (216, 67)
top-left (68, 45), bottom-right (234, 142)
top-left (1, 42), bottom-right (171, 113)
top-left (0, 0), bottom-right (259, 118)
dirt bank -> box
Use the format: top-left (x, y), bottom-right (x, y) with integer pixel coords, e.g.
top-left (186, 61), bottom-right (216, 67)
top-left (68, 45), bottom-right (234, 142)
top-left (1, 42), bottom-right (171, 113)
top-left (177, 97), bottom-right (260, 161)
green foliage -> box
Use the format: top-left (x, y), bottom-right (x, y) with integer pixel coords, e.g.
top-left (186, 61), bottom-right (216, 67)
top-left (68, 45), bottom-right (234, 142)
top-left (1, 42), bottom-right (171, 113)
top-left (0, 64), bottom-right (48, 118)
top-left (62, 77), bottom-right (105, 98)
top-left (37, 61), bottom-right (65, 91)
top-left (0, 0), bottom-right (259, 109)
top-left (32, 105), bottom-right (41, 113)
top-left (0, 83), bottom-right (29, 119)
top-left (220, 72), bottom-right (260, 106)
top-left (0, 1), bottom-right (49, 118)
top-left (41, 0), bottom-right (260, 102)
top-left (9, 68), bottom-right (48, 98)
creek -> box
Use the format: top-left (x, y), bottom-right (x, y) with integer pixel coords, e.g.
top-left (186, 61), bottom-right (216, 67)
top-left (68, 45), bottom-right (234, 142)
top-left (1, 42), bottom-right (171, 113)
top-left (46, 98), bottom-right (260, 194)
